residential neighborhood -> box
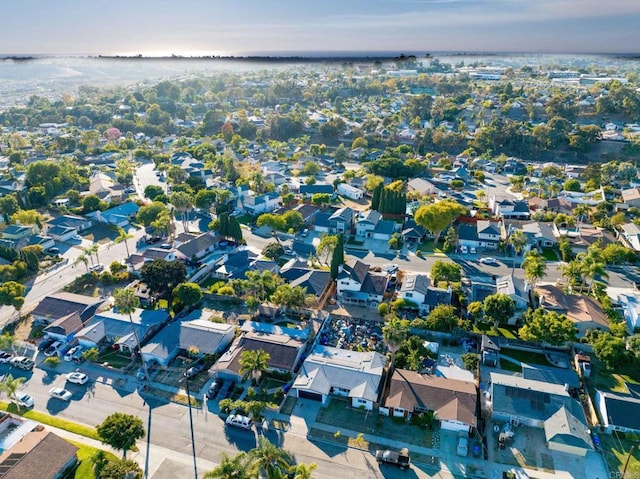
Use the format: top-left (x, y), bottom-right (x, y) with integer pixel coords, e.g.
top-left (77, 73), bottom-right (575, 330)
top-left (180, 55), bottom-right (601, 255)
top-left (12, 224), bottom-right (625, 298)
top-left (0, 53), bottom-right (639, 479)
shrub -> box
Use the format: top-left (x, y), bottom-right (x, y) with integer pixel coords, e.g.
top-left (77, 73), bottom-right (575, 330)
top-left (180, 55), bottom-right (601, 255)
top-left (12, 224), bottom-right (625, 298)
top-left (44, 356), bottom-right (60, 367)
top-left (82, 347), bottom-right (99, 362)
top-left (378, 303), bottom-right (389, 316)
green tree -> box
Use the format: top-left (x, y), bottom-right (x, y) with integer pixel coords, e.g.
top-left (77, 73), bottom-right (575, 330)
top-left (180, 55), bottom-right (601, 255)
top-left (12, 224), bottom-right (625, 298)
top-left (271, 284), bottom-right (307, 312)
top-left (522, 250), bottom-right (547, 291)
top-left (82, 194), bottom-right (104, 213)
top-left (136, 201), bottom-right (167, 226)
top-left (0, 374), bottom-right (26, 406)
top-left (96, 413), bottom-right (145, 459)
top-left (518, 309), bottom-right (576, 346)
top-left (98, 457), bottom-right (143, 479)
top-left (141, 259), bottom-right (187, 298)
top-left (426, 304), bottom-right (458, 331)
top-left (11, 209), bottom-right (44, 226)
top-left (205, 451), bottom-right (251, 479)
top-left (0, 195), bottom-right (19, 224)
top-left (461, 353), bottom-right (479, 371)
top-left (144, 184), bottom-right (165, 201)
top-left (382, 315), bottom-right (409, 373)
top-left (508, 230), bottom-right (527, 272)
top-left (239, 349), bottom-right (271, 385)
top-left (330, 233), bottom-right (345, 280)
top-left (172, 282), bottom-right (203, 309)
top-left (466, 301), bottom-right (484, 322)
top-left (0, 281), bottom-right (26, 310)
top-left (430, 260), bottom-right (461, 284)
top-left (256, 213), bottom-right (287, 244)
top-left (262, 242), bottom-right (284, 260)
top-left (114, 228), bottom-right (133, 258)
top-left (593, 332), bottom-right (628, 369)
top-left (248, 436), bottom-right (294, 479)
top-left (317, 235), bottom-right (338, 264)
top-left (414, 200), bottom-right (466, 245)
top-left (74, 253), bottom-right (90, 273)
top-left (170, 191), bottom-right (194, 233)
top-left (311, 192), bottom-right (332, 206)
top-left (483, 293), bottom-right (515, 327)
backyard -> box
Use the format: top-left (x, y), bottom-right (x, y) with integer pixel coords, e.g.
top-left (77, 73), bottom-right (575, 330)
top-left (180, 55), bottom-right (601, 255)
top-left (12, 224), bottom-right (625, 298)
top-left (499, 348), bottom-right (555, 367)
top-left (600, 432), bottom-right (640, 477)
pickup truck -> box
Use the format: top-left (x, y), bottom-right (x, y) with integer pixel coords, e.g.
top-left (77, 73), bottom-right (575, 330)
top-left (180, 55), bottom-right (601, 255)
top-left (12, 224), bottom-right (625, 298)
top-left (375, 448), bottom-right (410, 470)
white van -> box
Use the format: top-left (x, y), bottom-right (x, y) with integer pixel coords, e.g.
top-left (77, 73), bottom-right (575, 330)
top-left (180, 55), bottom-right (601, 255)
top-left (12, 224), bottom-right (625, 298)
top-left (225, 414), bottom-right (253, 430)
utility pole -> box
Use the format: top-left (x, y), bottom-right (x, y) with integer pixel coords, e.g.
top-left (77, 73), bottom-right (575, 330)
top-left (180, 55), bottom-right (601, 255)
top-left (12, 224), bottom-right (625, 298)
top-left (183, 370), bottom-right (198, 479)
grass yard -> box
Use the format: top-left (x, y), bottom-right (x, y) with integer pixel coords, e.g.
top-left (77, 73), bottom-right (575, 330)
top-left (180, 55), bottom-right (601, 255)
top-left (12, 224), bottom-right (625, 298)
top-left (472, 322), bottom-right (519, 339)
top-left (500, 348), bottom-right (554, 367)
top-left (588, 356), bottom-right (640, 394)
top-left (498, 359), bottom-right (522, 372)
top-left (541, 248), bottom-right (558, 261)
top-left (280, 396), bottom-right (297, 415)
top-left (96, 350), bottom-right (133, 369)
top-left (601, 432), bottom-right (640, 477)
top-left (69, 440), bottom-right (118, 479)
top-left (0, 401), bottom-right (101, 440)
top-left (418, 239), bottom-right (444, 254)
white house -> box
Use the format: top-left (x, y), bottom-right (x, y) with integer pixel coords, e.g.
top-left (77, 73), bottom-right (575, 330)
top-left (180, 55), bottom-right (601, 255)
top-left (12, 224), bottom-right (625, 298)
top-left (336, 260), bottom-right (388, 308)
top-left (337, 183), bottom-right (364, 200)
top-left (398, 274), bottom-right (452, 314)
top-left (242, 192), bottom-right (281, 216)
top-left (292, 345), bottom-right (386, 410)
top-left (607, 287), bottom-right (640, 331)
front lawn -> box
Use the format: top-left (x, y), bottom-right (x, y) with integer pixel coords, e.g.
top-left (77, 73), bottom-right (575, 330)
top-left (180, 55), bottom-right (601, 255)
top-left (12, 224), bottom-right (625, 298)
top-left (96, 350), bottom-right (133, 369)
top-left (0, 401), bottom-right (101, 440)
top-left (541, 248), bottom-right (558, 261)
top-left (69, 440), bottom-right (118, 479)
top-left (418, 239), bottom-right (444, 254)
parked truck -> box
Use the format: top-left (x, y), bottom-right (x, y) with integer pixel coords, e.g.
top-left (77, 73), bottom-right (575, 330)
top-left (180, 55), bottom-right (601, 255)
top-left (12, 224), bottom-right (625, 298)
top-left (375, 447), bottom-right (411, 470)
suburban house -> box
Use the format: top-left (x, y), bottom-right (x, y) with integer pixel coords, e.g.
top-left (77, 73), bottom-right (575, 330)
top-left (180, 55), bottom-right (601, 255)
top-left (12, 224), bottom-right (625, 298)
top-left (458, 219), bottom-right (503, 250)
top-left (337, 183), bottom-right (364, 200)
top-left (242, 191), bottom-right (281, 216)
top-left (355, 210), bottom-right (398, 240)
top-left (312, 207), bottom-right (354, 235)
top-left (490, 372), bottom-right (593, 456)
top-left (175, 232), bottom-right (222, 261)
top-left (398, 274), bottom-right (452, 314)
top-left (521, 363), bottom-right (580, 396)
top-left (0, 418), bottom-right (78, 479)
top-left (596, 387), bottom-right (640, 434)
top-left (536, 285), bottom-right (609, 337)
top-left (86, 202), bottom-right (139, 228)
top-left (618, 222), bottom-right (640, 252)
top-left (1, 225), bottom-right (33, 242)
top-left (292, 345), bottom-right (387, 410)
top-left (82, 308), bottom-right (170, 353)
top-left (46, 214), bottom-right (92, 233)
top-left (45, 225), bottom-right (77, 242)
top-left (336, 260), bottom-right (388, 308)
top-left (280, 260), bottom-right (333, 299)
top-left (621, 187), bottom-right (640, 208)
top-left (31, 292), bottom-right (104, 326)
top-left (490, 196), bottom-right (530, 219)
top-left (299, 183), bottom-right (334, 199)
top-left (211, 321), bottom-right (308, 382)
top-left (43, 312), bottom-right (85, 344)
top-left (26, 235), bottom-right (55, 250)
top-left (214, 249), bottom-right (278, 280)
top-left (401, 218), bottom-right (427, 244)
top-left (607, 287), bottom-right (640, 331)
top-left (495, 275), bottom-right (529, 314)
top-left (383, 369), bottom-right (477, 432)
top-left (520, 222), bottom-right (558, 249)
top-left (408, 178), bottom-right (445, 197)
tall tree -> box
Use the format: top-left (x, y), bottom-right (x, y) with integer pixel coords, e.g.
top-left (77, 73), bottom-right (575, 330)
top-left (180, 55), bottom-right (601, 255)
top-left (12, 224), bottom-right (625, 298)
top-left (74, 253), bottom-right (90, 273)
top-left (239, 349), bottom-right (270, 385)
top-left (522, 250), bottom-right (547, 292)
top-left (330, 234), bottom-right (345, 280)
top-left (114, 228), bottom-right (134, 258)
top-left (0, 195), bottom-right (19, 224)
top-left (172, 282), bottom-right (203, 309)
top-left (414, 200), bottom-right (465, 245)
top-left (205, 452), bottom-right (251, 479)
top-left (0, 374), bottom-right (26, 406)
top-left (96, 412), bottom-right (145, 459)
top-left (483, 293), bottom-right (515, 328)
top-left (518, 309), bottom-right (576, 346)
top-left (382, 315), bottom-right (409, 373)
top-left (113, 288), bottom-right (151, 383)
top-left (317, 235), bottom-right (338, 264)
top-left (508, 230), bottom-right (527, 272)
top-left (371, 183), bottom-right (383, 211)
top-left (248, 436), bottom-right (294, 479)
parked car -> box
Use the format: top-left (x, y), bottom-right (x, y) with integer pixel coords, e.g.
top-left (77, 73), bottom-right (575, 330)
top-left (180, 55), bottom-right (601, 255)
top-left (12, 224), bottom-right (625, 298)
top-left (159, 243), bottom-right (172, 250)
top-left (460, 245), bottom-right (469, 254)
top-left (49, 387), bottom-right (73, 401)
top-left (207, 380), bottom-right (224, 399)
top-left (225, 414), bottom-right (252, 430)
top-left (375, 448), bottom-right (411, 470)
top-left (38, 338), bottom-right (56, 352)
top-left (469, 246), bottom-right (477, 254)
top-left (136, 367), bottom-right (148, 380)
top-left (44, 341), bottom-right (64, 357)
top-left (185, 363), bottom-right (204, 378)
top-left (66, 372), bottom-right (89, 385)
top-left (15, 392), bottom-right (34, 409)
top-left (88, 263), bottom-right (104, 273)
top-left (456, 435), bottom-right (469, 457)
top-left (70, 235), bottom-right (83, 242)
top-left (300, 229), bottom-right (309, 237)
top-left (10, 356), bottom-right (34, 370)
top-left (479, 257), bottom-right (498, 265)
top-left (72, 349), bottom-right (85, 364)
top-left (64, 346), bottom-right (81, 362)
top-left (47, 247), bottom-right (60, 255)
top-left (0, 351), bottom-right (13, 363)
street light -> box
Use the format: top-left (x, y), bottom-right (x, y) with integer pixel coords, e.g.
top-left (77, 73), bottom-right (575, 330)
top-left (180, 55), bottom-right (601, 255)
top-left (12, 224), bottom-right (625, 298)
top-left (182, 369), bottom-right (198, 479)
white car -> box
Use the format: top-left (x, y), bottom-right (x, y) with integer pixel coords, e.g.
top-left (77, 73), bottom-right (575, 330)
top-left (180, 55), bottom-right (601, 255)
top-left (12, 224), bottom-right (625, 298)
top-left (66, 372), bottom-right (89, 385)
top-left (0, 351), bottom-right (13, 363)
top-left (49, 387), bottom-right (73, 401)
top-left (225, 414), bottom-right (253, 430)
top-left (64, 346), bottom-right (81, 362)
top-left (15, 392), bottom-right (34, 409)
top-left (479, 257), bottom-right (498, 265)
top-left (88, 263), bottom-right (104, 273)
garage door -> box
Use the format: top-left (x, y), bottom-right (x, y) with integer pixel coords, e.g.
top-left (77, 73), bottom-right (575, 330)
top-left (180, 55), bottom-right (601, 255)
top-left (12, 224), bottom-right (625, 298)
top-left (298, 390), bottom-right (323, 402)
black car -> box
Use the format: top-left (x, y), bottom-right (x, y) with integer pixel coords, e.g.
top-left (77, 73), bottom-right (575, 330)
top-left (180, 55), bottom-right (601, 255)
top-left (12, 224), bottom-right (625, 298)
top-left (38, 338), bottom-right (56, 352)
top-left (221, 381), bottom-right (236, 399)
top-left (206, 380), bottom-right (224, 399)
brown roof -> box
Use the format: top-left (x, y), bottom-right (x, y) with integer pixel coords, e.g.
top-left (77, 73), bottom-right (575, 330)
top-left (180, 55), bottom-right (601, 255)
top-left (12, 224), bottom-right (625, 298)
top-left (0, 430), bottom-right (78, 479)
top-left (385, 369), bottom-right (477, 426)
top-left (43, 311), bottom-right (84, 337)
top-left (537, 285), bottom-right (609, 329)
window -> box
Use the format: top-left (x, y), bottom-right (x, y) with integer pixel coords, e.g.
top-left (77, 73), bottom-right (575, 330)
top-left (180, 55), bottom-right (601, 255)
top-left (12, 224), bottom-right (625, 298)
top-left (405, 292), bottom-right (413, 298)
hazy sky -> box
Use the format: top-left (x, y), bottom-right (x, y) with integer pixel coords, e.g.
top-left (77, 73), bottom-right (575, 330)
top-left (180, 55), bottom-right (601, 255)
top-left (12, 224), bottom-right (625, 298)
top-left (2, 0), bottom-right (639, 55)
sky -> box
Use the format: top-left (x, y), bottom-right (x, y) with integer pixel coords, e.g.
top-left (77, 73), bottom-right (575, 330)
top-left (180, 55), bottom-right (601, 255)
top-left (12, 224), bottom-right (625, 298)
top-left (1, 0), bottom-right (639, 56)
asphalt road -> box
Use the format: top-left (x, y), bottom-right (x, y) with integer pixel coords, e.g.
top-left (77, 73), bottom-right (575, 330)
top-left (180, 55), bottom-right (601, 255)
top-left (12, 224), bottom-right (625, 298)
top-left (3, 360), bottom-right (427, 479)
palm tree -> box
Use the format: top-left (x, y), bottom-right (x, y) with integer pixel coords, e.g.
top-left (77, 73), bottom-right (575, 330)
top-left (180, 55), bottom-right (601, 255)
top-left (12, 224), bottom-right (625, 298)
top-left (581, 255), bottom-right (609, 295)
top-left (559, 260), bottom-right (583, 290)
top-left (74, 253), bottom-right (90, 273)
top-left (288, 462), bottom-right (318, 479)
top-left (248, 436), bottom-right (293, 479)
top-left (0, 374), bottom-right (26, 407)
top-left (382, 314), bottom-right (409, 374)
top-left (522, 249), bottom-right (547, 292)
top-left (573, 204), bottom-right (591, 228)
top-left (204, 452), bottom-right (250, 479)
top-left (115, 228), bottom-right (134, 258)
top-left (113, 288), bottom-right (150, 384)
top-left (81, 246), bottom-right (96, 267)
top-left (239, 349), bottom-right (270, 386)
top-left (508, 230), bottom-right (527, 272)
top-left (151, 212), bottom-right (171, 239)
top-left (170, 191), bottom-right (193, 233)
